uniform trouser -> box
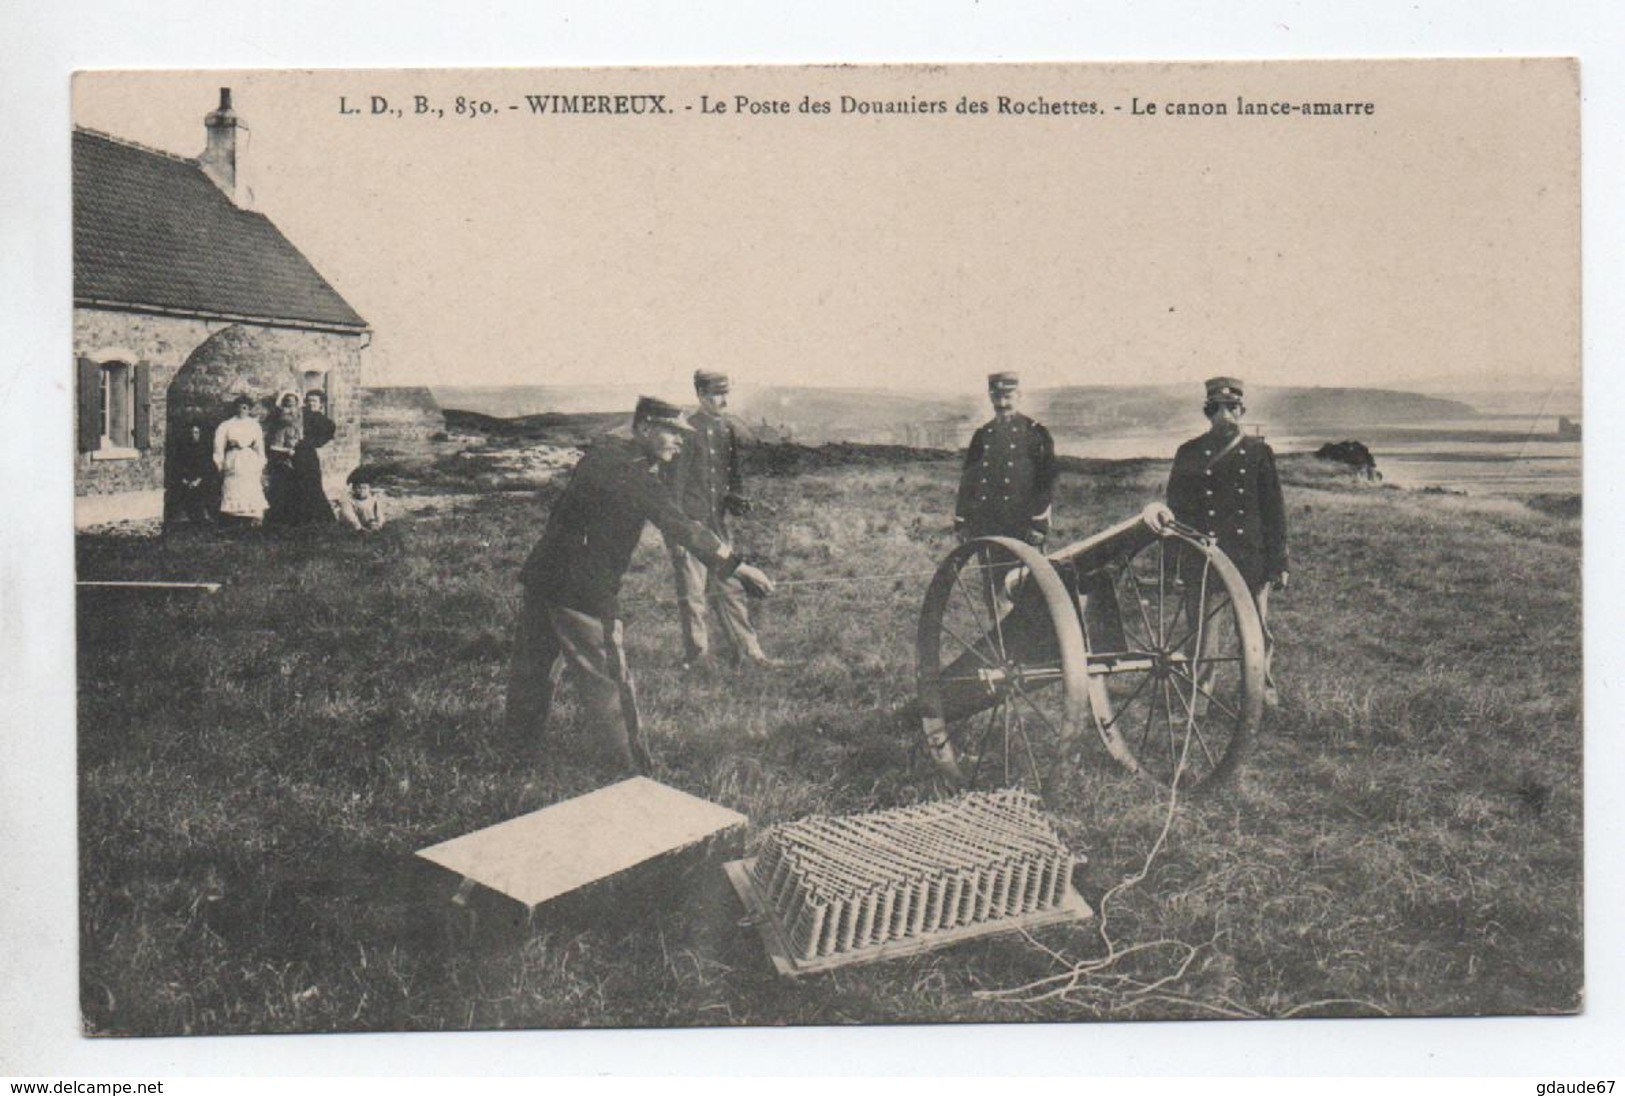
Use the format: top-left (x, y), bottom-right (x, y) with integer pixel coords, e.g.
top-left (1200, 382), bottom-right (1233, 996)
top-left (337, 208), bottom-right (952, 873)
top-left (1181, 577), bottom-right (1276, 709)
top-left (668, 545), bottom-right (765, 663)
top-left (504, 593), bottom-right (649, 774)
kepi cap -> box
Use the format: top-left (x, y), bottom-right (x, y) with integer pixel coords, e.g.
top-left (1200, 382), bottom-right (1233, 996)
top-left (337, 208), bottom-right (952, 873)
top-left (634, 395), bottom-right (694, 433)
top-left (1205, 376), bottom-right (1245, 404)
top-left (693, 370), bottom-right (731, 395)
top-left (987, 371), bottom-right (1021, 393)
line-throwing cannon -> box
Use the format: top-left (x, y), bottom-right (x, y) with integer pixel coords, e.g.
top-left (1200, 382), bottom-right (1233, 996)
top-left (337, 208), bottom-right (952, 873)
top-left (916, 504), bottom-right (1267, 796)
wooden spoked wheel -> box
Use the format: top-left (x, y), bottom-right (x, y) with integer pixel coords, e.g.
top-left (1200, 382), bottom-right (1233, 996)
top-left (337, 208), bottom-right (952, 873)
top-left (1083, 529), bottom-right (1265, 793)
top-left (915, 536), bottom-right (1089, 795)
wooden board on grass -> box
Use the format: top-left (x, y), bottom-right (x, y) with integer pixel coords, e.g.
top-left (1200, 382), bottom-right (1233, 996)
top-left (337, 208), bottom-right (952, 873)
top-left (418, 776), bottom-right (746, 909)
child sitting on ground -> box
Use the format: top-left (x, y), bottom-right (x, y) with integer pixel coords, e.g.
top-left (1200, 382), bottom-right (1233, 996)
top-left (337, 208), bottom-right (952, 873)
top-left (336, 473), bottom-right (387, 533)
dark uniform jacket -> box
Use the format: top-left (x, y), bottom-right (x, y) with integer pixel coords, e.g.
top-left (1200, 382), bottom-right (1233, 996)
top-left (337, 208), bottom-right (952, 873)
top-left (955, 413), bottom-right (1058, 540)
top-left (1166, 430), bottom-right (1289, 589)
top-left (521, 436), bottom-right (739, 619)
top-left (664, 407), bottom-right (743, 534)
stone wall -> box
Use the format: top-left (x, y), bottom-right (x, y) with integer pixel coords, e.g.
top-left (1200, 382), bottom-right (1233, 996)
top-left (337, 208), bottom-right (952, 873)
top-left (74, 307), bottom-right (365, 498)
top-left (360, 386), bottom-right (446, 452)
top-left (73, 309), bottom-right (212, 495)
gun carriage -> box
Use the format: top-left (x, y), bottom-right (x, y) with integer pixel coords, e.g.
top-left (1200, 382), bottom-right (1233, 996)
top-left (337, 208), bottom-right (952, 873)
top-left (916, 504), bottom-right (1267, 796)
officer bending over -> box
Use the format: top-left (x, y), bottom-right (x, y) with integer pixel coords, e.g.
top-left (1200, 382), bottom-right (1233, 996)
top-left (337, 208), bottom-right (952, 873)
top-left (505, 396), bottom-right (775, 774)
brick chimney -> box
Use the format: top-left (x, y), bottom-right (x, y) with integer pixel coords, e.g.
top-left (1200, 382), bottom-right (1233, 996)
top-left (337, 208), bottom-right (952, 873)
top-left (198, 87), bottom-right (248, 206)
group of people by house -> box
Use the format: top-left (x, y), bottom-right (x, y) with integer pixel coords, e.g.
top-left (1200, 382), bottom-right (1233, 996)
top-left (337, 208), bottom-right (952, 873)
top-left (503, 368), bottom-right (1290, 779)
top-left (167, 389), bottom-right (385, 534)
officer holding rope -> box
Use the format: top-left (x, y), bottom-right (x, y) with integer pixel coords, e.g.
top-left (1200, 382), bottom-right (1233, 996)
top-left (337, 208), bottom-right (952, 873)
top-left (1165, 376), bottom-right (1289, 706)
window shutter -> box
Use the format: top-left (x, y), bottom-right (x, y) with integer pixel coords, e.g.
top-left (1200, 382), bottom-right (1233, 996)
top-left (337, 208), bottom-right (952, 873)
top-left (77, 356), bottom-right (100, 453)
top-left (133, 363), bottom-right (152, 450)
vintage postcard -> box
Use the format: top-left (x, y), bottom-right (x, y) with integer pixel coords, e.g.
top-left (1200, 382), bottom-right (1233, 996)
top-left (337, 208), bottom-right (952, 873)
top-left (70, 61), bottom-right (1579, 1036)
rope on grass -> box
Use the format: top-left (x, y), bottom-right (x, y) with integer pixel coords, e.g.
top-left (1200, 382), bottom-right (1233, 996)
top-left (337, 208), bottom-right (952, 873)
top-left (971, 649), bottom-right (1394, 1020)
top-left (620, 566), bottom-right (946, 607)
top-left (972, 761), bottom-right (1189, 1010)
top-left (972, 665), bottom-right (1196, 1007)
top-left (767, 570), bottom-right (944, 590)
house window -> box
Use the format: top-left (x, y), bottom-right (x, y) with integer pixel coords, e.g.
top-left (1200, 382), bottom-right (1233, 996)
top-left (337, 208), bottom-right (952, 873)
top-left (100, 363), bottom-right (134, 449)
top-left (302, 368), bottom-right (331, 413)
top-left (77, 354), bottom-right (149, 459)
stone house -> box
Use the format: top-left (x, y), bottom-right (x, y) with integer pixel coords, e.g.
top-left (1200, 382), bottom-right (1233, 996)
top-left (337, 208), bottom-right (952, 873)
top-left (74, 89), bottom-right (369, 526)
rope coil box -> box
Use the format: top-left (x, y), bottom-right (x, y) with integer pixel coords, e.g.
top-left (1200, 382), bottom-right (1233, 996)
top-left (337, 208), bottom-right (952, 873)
top-left (726, 791), bottom-right (1092, 976)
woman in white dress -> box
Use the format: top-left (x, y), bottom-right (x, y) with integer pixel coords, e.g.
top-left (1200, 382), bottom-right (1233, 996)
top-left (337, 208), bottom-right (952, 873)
top-left (213, 395), bottom-right (269, 524)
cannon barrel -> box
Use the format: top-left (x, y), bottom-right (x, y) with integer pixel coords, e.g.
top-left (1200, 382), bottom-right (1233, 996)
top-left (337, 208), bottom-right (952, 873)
top-left (1045, 504), bottom-right (1168, 575)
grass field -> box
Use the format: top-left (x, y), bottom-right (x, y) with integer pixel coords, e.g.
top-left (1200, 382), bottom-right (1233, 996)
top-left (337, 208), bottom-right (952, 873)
top-left (75, 439), bottom-right (1582, 1034)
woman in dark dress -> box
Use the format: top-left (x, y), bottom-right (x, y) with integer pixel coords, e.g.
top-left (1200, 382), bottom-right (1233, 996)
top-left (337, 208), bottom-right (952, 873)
top-left (288, 390), bottom-right (337, 524)
top-left (167, 421), bottom-right (219, 526)
top-left (264, 391), bottom-right (303, 525)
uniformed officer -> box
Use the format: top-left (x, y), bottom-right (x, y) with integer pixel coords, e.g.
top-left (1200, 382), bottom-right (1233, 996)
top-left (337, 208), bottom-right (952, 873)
top-left (1166, 376), bottom-right (1289, 703)
top-left (663, 370), bottom-right (780, 671)
top-left (954, 372), bottom-right (1058, 545)
top-left (505, 396), bottom-right (775, 774)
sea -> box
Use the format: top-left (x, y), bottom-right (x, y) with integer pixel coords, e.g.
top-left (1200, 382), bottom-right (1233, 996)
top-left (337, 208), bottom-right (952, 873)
top-left (1059, 416), bottom-right (1581, 498)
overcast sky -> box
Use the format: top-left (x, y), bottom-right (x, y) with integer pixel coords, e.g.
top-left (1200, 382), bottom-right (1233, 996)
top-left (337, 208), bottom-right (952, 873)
top-left (74, 62), bottom-right (1578, 395)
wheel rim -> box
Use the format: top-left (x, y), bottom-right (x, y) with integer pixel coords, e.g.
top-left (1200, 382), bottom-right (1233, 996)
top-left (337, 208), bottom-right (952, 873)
top-left (1085, 531), bottom-right (1264, 792)
top-left (917, 536), bottom-right (1089, 796)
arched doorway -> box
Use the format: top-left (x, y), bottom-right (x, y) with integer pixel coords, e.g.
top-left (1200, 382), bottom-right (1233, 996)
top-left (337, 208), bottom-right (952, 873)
top-left (164, 325), bottom-right (308, 524)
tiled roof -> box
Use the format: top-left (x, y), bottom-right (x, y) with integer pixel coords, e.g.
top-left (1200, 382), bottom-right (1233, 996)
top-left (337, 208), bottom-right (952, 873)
top-left (73, 128), bottom-right (367, 330)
